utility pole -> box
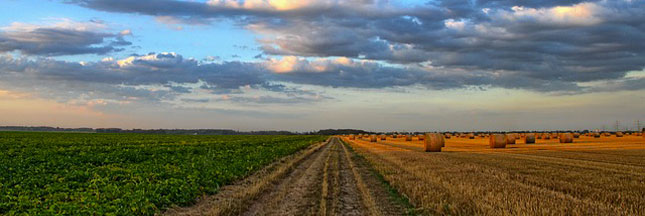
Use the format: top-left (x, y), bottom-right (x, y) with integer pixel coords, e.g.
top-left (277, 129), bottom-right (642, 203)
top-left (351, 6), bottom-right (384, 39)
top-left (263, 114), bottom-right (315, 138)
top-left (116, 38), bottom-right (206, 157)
top-left (614, 121), bottom-right (620, 132)
top-left (637, 120), bottom-right (642, 132)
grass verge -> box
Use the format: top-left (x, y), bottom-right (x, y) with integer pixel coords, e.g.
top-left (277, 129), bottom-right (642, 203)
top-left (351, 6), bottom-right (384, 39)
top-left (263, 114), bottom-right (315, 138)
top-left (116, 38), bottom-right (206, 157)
top-left (339, 139), bottom-right (419, 216)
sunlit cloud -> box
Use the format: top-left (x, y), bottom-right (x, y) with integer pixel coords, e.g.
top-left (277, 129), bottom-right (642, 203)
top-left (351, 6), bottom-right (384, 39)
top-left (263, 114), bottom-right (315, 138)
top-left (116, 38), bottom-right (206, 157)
top-left (1, 0), bottom-right (644, 130)
top-left (499, 3), bottom-right (604, 26)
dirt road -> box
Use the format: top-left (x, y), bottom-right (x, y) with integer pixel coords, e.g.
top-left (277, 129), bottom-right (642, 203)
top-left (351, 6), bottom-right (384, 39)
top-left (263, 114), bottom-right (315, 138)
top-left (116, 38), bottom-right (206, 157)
top-left (165, 137), bottom-right (407, 216)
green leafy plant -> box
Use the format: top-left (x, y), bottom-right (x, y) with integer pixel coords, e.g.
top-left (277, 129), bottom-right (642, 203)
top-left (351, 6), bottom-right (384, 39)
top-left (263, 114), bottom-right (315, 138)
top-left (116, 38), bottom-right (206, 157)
top-left (0, 132), bottom-right (326, 215)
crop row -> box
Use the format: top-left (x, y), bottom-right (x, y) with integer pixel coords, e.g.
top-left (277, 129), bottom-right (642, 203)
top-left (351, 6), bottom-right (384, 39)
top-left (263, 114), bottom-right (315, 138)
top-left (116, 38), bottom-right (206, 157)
top-left (0, 132), bottom-right (327, 215)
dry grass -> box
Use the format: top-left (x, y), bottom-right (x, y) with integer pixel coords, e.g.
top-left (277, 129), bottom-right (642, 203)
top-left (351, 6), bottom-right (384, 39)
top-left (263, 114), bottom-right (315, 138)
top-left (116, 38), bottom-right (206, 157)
top-left (339, 141), bottom-right (382, 216)
top-left (319, 143), bottom-right (334, 216)
top-left (342, 135), bottom-right (645, 215)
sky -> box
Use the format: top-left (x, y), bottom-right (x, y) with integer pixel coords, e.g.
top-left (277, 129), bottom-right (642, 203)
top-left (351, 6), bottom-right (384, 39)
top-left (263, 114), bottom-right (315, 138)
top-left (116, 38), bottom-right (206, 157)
top-left (1, 0), bottom-right (644, 132)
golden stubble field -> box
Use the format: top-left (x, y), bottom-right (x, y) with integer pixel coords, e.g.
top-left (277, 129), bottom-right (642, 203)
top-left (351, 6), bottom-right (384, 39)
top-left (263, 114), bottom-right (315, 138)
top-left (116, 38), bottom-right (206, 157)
top-left (342, 134), bottom-right (645, 215)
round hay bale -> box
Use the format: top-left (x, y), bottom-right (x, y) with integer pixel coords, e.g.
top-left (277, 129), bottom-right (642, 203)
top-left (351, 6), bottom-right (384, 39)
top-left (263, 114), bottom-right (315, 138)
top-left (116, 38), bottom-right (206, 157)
top-left (543, 134), bottom-right (551, 140)
top-left (405, 135), bottom-right (412, 141)
top-left (349, 134), bottom-right (356, 140)
top-left (467, 133), bottom-right (475, 139)
top-left (559, 133), bottom-right (574, 143)
top-left (616, 132), bottom-right (624, 137)
top-left (444, 133), bottom-right (452, 139)
top-left (370, 135), bottom-right (377, 142)
top-left (525, 133), bottom-right (536, 144)
top-left (418, 134), bottom-right (425, 141)
top-left (506, 133), bottom-right (517, 144)
top-left (380, 134), bottom-right (387, 140)
top-left (424, 133), bottom-right (444, 152)
top-left (573, 133), bottom-right (580, 138)
top-left (593, 133), bottom-right (600, 138)
top-left (489, 134), bottom-right (507, 148)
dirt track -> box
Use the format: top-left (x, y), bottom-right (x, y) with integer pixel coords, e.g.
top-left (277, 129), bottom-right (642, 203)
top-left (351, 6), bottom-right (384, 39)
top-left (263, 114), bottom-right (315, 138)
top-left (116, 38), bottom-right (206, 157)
top-left (165, 137), bottom-right (406, 216)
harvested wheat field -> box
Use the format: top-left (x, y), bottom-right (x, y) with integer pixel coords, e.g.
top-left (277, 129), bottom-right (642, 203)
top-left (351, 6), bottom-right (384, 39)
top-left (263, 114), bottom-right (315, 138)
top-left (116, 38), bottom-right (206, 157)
top-left (343, 134), bottom-right (645, 215)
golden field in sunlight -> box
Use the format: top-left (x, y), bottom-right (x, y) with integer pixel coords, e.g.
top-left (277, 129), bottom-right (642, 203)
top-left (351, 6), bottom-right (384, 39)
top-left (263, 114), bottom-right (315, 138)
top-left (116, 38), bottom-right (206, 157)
top-left (341, 133), bottom-right (645, 215)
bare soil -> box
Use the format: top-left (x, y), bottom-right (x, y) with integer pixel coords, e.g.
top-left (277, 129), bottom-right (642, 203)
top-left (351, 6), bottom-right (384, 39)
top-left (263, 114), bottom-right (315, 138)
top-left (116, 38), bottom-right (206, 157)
top-left (164, 137), bottom-right (406, 216)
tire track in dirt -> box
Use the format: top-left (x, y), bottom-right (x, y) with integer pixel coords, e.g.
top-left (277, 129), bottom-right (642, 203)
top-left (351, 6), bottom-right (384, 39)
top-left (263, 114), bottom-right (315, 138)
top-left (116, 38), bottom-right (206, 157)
top-left (318, 142), bottom-right (333, 215)
top-left (333, 138), bottom-right (367, 216)
top-left (242, 137), bottom-right (388, 215)
top-left (165, 137), bottom-right (406, 216)
top-left (241, 138), bottom-right (333, 216)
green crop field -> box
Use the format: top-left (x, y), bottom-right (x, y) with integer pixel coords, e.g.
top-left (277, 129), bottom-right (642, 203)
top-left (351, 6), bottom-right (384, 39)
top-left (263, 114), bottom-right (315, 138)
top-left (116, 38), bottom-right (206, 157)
top-left (0, 132), bottom-right (327, 215)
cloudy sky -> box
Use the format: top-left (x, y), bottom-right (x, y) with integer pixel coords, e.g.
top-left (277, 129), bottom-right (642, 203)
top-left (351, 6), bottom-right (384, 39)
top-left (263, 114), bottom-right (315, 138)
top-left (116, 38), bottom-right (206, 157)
top-left (1, 0), bottom-right (644, 132)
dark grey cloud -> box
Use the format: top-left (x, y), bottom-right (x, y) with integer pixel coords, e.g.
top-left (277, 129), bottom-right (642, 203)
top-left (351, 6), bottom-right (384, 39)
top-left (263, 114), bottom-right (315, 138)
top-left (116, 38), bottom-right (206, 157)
top-left (267, 58), bottom-right (589, 93)
top-left (0, 52), bottom-right (263, 92)
top-left (0, 21), bottom-right (131, 56)
top-left (181, 98), bottom-right (210, 103)
top-left (65, 0), bottom-right (428, 20)
top-left (1, 49), bottom-right (644, 109)
top-left (227, 95), bottom-right (329, 104)
top-left (2, 0), bottom-right (645, 106)
top-left (0, 53), bottom-right (330, 104)
top-left (64, 0), bottom-right (645, 90)
top-left (286, 1), bottom-right (645, 89)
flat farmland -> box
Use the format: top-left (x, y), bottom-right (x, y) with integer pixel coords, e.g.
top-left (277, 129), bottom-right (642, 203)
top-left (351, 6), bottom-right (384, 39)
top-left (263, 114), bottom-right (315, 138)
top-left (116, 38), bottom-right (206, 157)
top-left (343, 135), bottom-right (645, 215)
top-left (3, 131), bottom-right (643, 215)
top-left (0, 132), bottom-right (327, 215)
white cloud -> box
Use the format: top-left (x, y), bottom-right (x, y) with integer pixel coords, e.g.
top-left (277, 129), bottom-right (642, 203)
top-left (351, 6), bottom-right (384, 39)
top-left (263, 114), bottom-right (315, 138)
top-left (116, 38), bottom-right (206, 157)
top-left (119, 29), bottom-right (132, 36)
top-left (115, 52), bottom-right (182, 68)
top-left (444, 19), bottom-right (467, 31)
top-left (205, 0), bottom-right (392, 12)
top-left (498, 3), bottom-right (605, 26)
top-left (265, 56), bottom-right (363, 73)
top-left (208, 0), bottom-right (328, 11)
